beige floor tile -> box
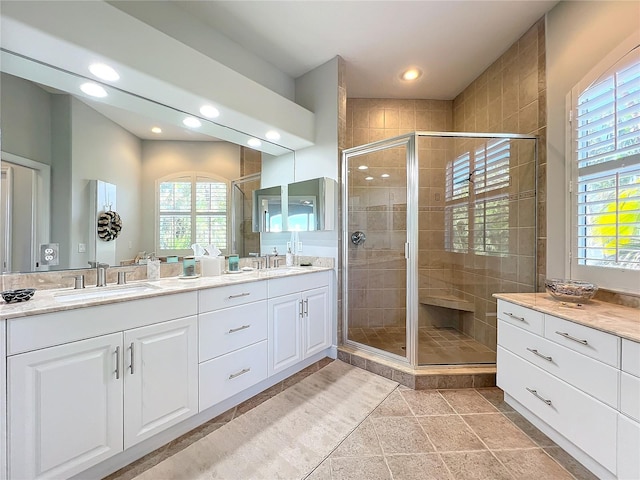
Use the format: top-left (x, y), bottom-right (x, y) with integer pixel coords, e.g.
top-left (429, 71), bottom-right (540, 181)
top-left (305, 458), bottom-right (332, 480)
top-left (372, 416), bottom-right (435, 454)
top-left (371, 390), bottom-right (414, 417)
top-left (440, 451), bottom-right (513, 480)
top-left (544, 447), bottom-right (599, 480)
top-left (475, 388), bottom-right (515, 413)
top-left (504, 411), bottom-right (556, 447)
top-left (418, 415), bottom-right (486, 452)
top-left (331, 418), bottom-right (382, 458)
top-left (400, 390), bottom-right (455, 415)
top-left (462, 413), bottom-right (536, 449)
top-left (385, 453), bottom-right (453, 479)
top-left (494, 448), bottom-right (574, 480)
top-left (439, 389), bottom-right (498, 414)
top-left (330, 456), bottom-right (392, 480)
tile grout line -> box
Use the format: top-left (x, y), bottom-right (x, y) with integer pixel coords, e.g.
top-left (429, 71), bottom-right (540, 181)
top-left (302, 376), bottom-right (399, 480)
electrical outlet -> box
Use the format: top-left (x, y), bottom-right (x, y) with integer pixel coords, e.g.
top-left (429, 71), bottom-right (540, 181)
top-left (40, 243), bottom-right (60, 266)
top-left (78, 243), bottom-right (86, 253)
top-left (297, 241), bottom-right (303, 253)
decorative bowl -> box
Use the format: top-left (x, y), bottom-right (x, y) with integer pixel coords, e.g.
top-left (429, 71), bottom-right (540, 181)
top-left (1, 288), bottom-right (36, 304)
top-left (544, 279), bottom-right (598, 303)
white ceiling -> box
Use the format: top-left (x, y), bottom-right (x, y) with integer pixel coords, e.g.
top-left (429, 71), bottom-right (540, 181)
top-left (173, 0), bottom-right (559, 100)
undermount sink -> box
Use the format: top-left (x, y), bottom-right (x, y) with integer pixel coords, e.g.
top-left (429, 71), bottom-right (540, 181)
top-left (53, 282), bottom-right (162, 303)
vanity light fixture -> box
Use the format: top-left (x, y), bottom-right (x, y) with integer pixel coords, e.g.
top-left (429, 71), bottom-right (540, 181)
top-left (248, 138), bottom-right (262, 148)
top-left (400, 68), bottom-right (422, 81)
top-left (381, 173), bottom-right (390, 178)
top-left (89, 63), bottom-right (120, 82)
top-left (200, 105), bottom-right (220, 118)
top-left (265, 130), bottom-right (281, 141)
top-left (151, 127), bottom-right (162, 134)
top-left (358, 165), bottom-right (368, 170)
top-left (183, 117), bottom-right (202, 128)
top-left (365, 176), bottom-right (374, 181)
top-left (80, 82), bottom-right (108, 98)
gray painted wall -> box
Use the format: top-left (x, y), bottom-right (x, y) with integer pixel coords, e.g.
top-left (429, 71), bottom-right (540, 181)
top-left (545, 1), bottom-right (639, 281)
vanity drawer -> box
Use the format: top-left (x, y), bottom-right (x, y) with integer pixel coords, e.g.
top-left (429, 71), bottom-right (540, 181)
top-left (544, 315), bottom-right (620, 368)
top-left (497, 347), bottom-right (617, 474)
top-left (198, 280), bottom-right (267, 313)
top-left (498, 320), bottom-right (619, 408)
top-left (621, 371), bottom-right (640, 422)
top-left (199, 340), bottom-right (268, 411)
top-left (622, 339), bottom-right (640, 377)
top-left (268, 270), bottom-right (330, 298)
top-left (497, 300), bottom-right (544, 335)
top-left (199, 301), bottom-right (268, 362)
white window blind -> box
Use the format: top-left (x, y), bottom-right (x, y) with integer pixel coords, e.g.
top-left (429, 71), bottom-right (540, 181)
top-left (574, 55), bottom-right (640, 271)
top-left (445, 140), bottom-right (511, 255)
top-left (158, 174), bottom-right (228, 253)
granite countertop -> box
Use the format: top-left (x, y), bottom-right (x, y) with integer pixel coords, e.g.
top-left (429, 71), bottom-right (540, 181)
top-left (494, 292), bottom-right (640, 343)
top-left (0, 266), bottom-right (332, 321)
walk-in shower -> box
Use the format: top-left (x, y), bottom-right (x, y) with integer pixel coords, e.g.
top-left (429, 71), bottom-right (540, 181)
top-left (231, 173), bottom-right (261, 257)
top-left (342, 132), bottom-right (537, 368)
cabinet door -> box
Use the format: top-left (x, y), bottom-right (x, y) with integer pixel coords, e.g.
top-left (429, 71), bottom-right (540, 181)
top-left (1, 320), bottom-right (6, 480)
top-left (123, 316), bottom-right (198, 449)
top-left (8, 333), bottom-right (123, 480)
top-left (618, 414), bottom-right (640, 480)
top-left (303, 286), bottom-right (331, 358)
top-left (268, 293), bottom-right (303, 375)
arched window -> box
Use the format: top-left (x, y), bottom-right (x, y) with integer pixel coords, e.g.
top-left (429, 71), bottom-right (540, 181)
top-left (157, 172), bottom-right (229, 255)
top-left (568, 38), bottom-right (640, 292)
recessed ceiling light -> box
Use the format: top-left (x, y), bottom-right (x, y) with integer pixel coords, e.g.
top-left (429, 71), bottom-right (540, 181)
top-left (381, 173), bottom-right (390, 178)
top-left (358, 165), bottom-right (368, 170)
top-left (151, 127), bottom-right (162, 134)
top-left (365, 176), bottom-right (374, 181)
top-left (248, 138), bottom-right (262, 148)
top-left (89, 63), bottom-right (119, 82)
top-left (200, 105), bottom-right (220, 118)
top-left (265, 130), bottom-right (281, 141)
top-left (183, 117), bottom-right (202, 128)
top-left (401, 68), bottom-right (422, 81)
top-left (80, 82), bottom-right (108, 98)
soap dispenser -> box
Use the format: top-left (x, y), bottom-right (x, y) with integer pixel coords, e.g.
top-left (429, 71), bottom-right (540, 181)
top-left (286, 246), bottom-right (294, 267)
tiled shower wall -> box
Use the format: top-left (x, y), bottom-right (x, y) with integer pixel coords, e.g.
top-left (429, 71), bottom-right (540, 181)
top-left (449, 19), bottom-right (546, 349)
top-left (345, 100), bottom-right (452, 331)
top-left (344, 20), bottom-right (545, 352)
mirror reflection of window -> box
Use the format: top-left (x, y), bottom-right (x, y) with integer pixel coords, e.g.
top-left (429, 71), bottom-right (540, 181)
top-left (158, 173), bottom-right (228, 254)
top-left (288, 196), bottom-right (317, 231)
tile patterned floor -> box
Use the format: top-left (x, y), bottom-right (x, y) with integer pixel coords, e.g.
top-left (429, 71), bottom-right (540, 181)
top-left (306, 385), bottom-right (598, 480)
top-left (107, 360), bottom-right (597, 480)
top-left (348, 326), bottom-right (496, 365)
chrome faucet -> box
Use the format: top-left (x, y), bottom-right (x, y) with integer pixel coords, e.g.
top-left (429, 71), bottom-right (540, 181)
top-left (96, 263), bottom-right (109, 287)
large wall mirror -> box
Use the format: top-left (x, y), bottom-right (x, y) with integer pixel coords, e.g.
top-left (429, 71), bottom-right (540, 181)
top-left (0, 49), bottom-right (295, 273)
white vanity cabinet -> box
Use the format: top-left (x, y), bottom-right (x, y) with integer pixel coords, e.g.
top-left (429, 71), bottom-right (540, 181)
top-left (497, 298), bottom-right (639, 480)
top-left (618, 339), bottom-right (640, 480)
top-left (198, 281), bottom-right (269, 411)
top-left (268, 271), bottom-right (331, 375)
top-left (1, 319), bottom-right (6, 480)
top-left (5, 293), bottom-right (198, 480)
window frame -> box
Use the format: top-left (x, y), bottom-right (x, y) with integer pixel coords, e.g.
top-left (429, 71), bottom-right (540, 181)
top-left (155, 171), bottom-right (230, 257)
top-left (566, 34), bottom-right (640, 294)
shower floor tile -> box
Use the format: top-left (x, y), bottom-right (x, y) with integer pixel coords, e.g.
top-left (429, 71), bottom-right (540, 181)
top-left (348, 326), bottom-right (496, 365)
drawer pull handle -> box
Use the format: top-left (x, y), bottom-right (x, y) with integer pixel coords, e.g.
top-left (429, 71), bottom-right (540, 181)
top-left (228, 292), bottom-right (251, 299)
top-left (526, 387), bottom-right (553, 406)
top-left (229, 368), bottom-right (251, 380)
top-left (555, 331), bottom-right (588, 345)
top-left (228, 324), bottom-right (251, 334)
top-left (505, 312), bottom-right (526, 322)
top-left (115, 346), bottom-right (121, 380)
top-left (526, 348), bottom-right (553, 362)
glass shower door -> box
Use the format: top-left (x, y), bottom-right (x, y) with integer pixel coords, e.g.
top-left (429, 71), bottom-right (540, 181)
top-left (344, 136), bottom-right (412, 362)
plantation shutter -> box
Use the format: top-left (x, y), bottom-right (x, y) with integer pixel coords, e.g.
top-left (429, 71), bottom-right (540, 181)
top-left (574, 59), bottom-right (640, 270)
